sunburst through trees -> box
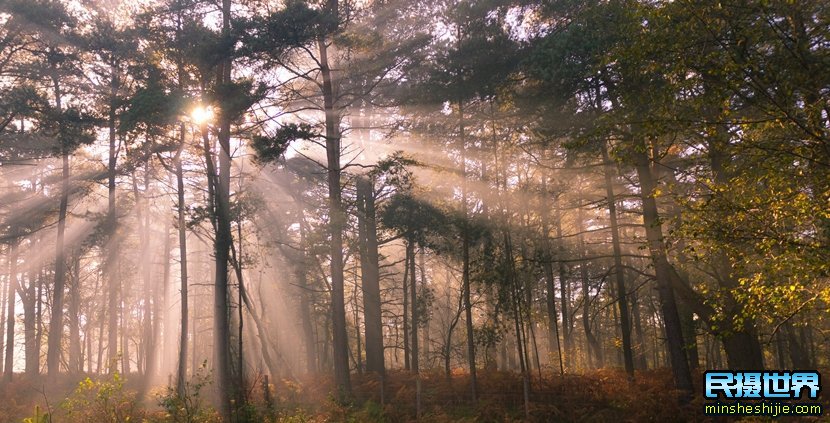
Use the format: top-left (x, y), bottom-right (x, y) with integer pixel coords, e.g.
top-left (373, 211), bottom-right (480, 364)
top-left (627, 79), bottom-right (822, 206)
top-left (0, 0), bottom-right (827, 421)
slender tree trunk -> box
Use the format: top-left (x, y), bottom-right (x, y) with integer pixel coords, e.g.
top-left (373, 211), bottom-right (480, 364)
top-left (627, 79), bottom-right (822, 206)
top-left (150, 199), bottom-right (163, 380)
top-left (233, 218), bottom-right (247, 408)
top-left (458, 100), bottom-right (477, 401)
top-left (85, 316), bottom-right (91, 373)
top-left (3, 242), bottom-right (17, 382)
top-left (630, 285), bottom-right (648, 369)
top-left (630, 138), bottom-right (693, 397)
top-left (212, 0), bottom-right (235, 418)
top-left (504, 232), bottom-right (530, 419)
top-left (106, 67), bottom-right (120, 375)
top-left (155, 224), bottom-right (170, 379)
top-left (249, 283), bottom-right (279, 381)
top-left (175, 129), bottom-right (190, 396)
top-left (443, 276), bottom-right (463, 380)
top-left (576, 204), bottom-right (602, 369)
top-left (138, 161), bottom-right (155, 378)
top-left (408, 241), bottom-right (419, 376)
top-left (356, 177), bottom-right (384, 377)
top-left (541, 178), bottom-right (564, 374)
top-left (317, 5), bottom-right (351, 396)
top-left (47, 73), bottom-right (69, 377)
top-left (601, 142), bottom-right (634, 377)
top-left (0, 254), bottom-right (5, 376)
top-left (120, 261), bottom-right (130, 375)
top-left (402, 248), bottom-right (410, 371)
top-left (68, 252), bottom-right (82, 374)
top-left (419, 250), bottom-right (430, 364)
top-left (297, 221), bottom-right (317, 374)
top-left (554, 215), bottom-right (572, 371)
top-left (23, 271), bottom-right (37, 376)
top-left (191, 265), bottom-right (198, 379)
top-left (97, 291), bottom-right (105, 374)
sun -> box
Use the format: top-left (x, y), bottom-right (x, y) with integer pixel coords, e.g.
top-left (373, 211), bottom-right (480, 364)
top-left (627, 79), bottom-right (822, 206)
top-left (191, 105), bottom-right (214, 124)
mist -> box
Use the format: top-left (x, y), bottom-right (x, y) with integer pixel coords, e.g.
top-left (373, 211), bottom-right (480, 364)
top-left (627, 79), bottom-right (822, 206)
top-left (0, 0), bottom-right (828, 422)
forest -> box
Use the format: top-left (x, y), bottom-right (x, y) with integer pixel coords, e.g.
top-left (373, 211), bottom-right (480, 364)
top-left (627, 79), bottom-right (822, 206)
top-left (0, 0), bottom-right (827, 421)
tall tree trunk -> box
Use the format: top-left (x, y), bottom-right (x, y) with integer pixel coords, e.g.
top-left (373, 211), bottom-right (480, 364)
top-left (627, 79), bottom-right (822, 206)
top-left (356, 177), bottom-right (384, 377)
top-left (504, 232), bottom-right (530, 419)
top-left (554, 213), bottom-right (572, 371)
top-left (353, 283), bottom-right (362, 375)
top-left (120, 261), bottom-right (130, 375)
top-left (297, 221), bottom-right (317, 374)
top-left (152, 224), bottom-right (170, 378)
top-left (137, 161), bottom-right (155, 378)
top-left (402, 248), bottom-right (410, 371)
top-left (212, 0), bottom-right (235, 418)
top-left (630, 284), bottom-right (648, 369)
top-left (68, 252), bottom-right (82, 374)
top-left (419, 250), bottom-right (430, 364)
top-left (97, 286), bottom-right (105, 374)
top-left (232, 216), bottom-right (247, 407)
top-left (458, 100), bottom-right (477, 402)
top-left (317, 2), bottom-right (351, 397)
top-left (579, 263), bottom-right (600, 369)
top-left (106, 65), bottom-right (120, 375)
top-left (23, 271), bottom-right (37, 376)
top-left (0, 253), bottom-right (6, 376)
top-left (630, 138), bottom-right (693, 396)
top-left (600, 142), bottom-right (634, 377)
top-left (576, 205), bottom-right (602, 369)
top-left (47, 73), bottom-right (68, 377)
top-left (175, 128), bottom-right (190, 396)
top-left (541, 178), bottom-right (563, 374)
top-left (250, 283), bottom-right (279, 381)
top-left (3, 242), bottom-right (17, 382)
top-left (659, 149), bottom-right (702, 373)
top-left (408, 241), bottom-right (419, 375)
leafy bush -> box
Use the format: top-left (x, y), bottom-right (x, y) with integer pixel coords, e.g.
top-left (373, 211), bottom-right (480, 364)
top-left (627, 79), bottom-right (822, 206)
top-left (59, 372), bottom-right (143, 423)
top-left (155, 364), bottom-right (220, 423)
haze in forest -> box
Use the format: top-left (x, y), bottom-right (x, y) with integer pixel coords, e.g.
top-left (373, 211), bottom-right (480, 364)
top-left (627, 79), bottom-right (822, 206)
top-left (0, 0), bottom-right (827, 421)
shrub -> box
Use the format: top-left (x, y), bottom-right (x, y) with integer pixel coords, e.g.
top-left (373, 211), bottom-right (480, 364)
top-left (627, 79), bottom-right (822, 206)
top-left (155, 364), bottom-right (220, 423)
top-left (59, 372), bottom-right (143, 423)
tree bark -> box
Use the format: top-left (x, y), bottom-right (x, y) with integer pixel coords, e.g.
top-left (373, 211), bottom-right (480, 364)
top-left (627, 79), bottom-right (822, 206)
top-left (600, 142), bottom-right (634, 377)
top-left (3, 242), bottom-right (17, 382)
top-left (630, 139), bottom-right (693, 396)
top-left (0, 253), bottom-right (6, 376)
top-left (408, 240), bottom-right (419, 375)
top-left (576, 204), bottom-right (602, 369)
top-left (540, 178), bottom-right (563, 374)
top-left (317, 5), bottom-right (351, 396)
top-left (630, 283), bottom-right (648, 369)
top-left (297, 220), bottom-right (318, 374)
top-left (175, 127), bottom-right (189, 396)
top-left (47, 72), bottom-right (69, 377)
top-left (458, 99), bottom-right (477, 401)
top-left (68, 252), bottom-right (82, 374)
top-left (212, 0), bottom-right (235, 419)
top-left (106, 63), bottom-right (120, 375)
top-left (402, 248), bottom-right (410, 371)
top-left (356, 177), bottom-right (384, 376)
top-left (554, 212), bottom-right (572, 371)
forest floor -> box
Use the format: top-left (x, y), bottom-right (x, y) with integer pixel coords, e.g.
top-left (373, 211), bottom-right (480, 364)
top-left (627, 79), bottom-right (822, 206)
top-left (0, 369), bottom-right (826, 422)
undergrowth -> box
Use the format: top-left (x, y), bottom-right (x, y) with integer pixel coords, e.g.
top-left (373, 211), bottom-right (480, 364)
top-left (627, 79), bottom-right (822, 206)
top-left (5, 368), bottom-right (826, 422)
